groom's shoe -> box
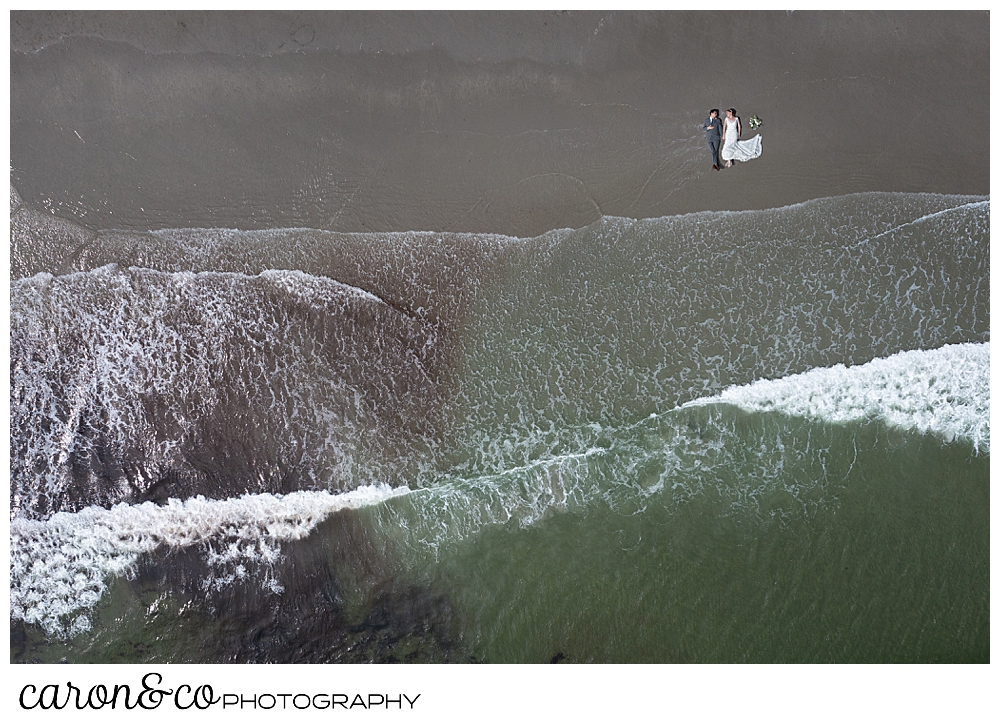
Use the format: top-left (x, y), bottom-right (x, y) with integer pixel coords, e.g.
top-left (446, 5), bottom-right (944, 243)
top-left (712, 164), bottom-right (719, 170)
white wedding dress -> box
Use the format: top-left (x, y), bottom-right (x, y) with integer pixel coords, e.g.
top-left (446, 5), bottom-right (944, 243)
top-left (721, 117), bottom-right (762, 163)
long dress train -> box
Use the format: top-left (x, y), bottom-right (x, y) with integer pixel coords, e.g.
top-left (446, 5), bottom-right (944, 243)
top-left (721, 117), bottom-right (762, 162)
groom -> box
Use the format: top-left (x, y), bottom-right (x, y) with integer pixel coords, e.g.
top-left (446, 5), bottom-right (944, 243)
top-left (702, 109), bottom-right (722, 171)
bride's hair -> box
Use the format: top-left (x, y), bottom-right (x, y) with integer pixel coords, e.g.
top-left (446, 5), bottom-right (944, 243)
top-left (728, 108), bottom-right (737, 114)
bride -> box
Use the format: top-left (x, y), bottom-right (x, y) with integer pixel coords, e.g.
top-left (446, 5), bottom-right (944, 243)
top-left (721, 108), bottom-right (762, 167)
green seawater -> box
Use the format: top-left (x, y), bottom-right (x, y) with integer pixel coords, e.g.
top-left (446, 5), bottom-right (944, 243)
top-left (10, 193), bottom-right (990, 663)
top-left (438, 436), bottom-right (986, 662)
top-left (13, 413), bottom-right (988, 663)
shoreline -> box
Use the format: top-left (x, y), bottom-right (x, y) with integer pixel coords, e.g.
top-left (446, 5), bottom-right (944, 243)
top-left (11, 186), bottom-right (989, 244)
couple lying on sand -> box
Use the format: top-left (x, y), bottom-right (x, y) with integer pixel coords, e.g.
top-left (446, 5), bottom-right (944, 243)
top-left (702, 108), bottom-right (762, 170)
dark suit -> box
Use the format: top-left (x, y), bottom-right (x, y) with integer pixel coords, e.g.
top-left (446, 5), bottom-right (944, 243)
top-left (702, 115), bottom-right (723, 167)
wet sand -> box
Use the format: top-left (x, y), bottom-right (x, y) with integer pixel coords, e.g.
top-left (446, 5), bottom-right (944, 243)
top-left (10, 10), bottom-right (989, 238)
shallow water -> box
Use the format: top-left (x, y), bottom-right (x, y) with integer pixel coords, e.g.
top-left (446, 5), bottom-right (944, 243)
top-left (10, 192), bottom-right (989, 663)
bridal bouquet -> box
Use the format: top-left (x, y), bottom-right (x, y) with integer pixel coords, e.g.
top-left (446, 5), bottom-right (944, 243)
top-left (747, 115), bottom-right (763, 129)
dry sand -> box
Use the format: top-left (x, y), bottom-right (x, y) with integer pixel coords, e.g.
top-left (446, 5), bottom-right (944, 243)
top-left (10, 11), bottom-right (989, 238)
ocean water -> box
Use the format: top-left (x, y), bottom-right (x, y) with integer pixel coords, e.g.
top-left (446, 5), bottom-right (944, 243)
top-left (10, 191), bottom-right (989, 663)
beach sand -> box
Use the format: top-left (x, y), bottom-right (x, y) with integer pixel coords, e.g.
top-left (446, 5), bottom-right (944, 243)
top-left (10, 10), bottom-right (989, 238)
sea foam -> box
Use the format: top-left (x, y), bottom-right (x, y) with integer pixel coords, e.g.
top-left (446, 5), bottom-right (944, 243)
top-left (691, 342), bottom-right (990, 453)
top-left (10, 266), bottom-right (437, 519)
top-left (386, 342), bottom-right (992, 559)
top-left (10, 485), bottom-right (409, 637)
